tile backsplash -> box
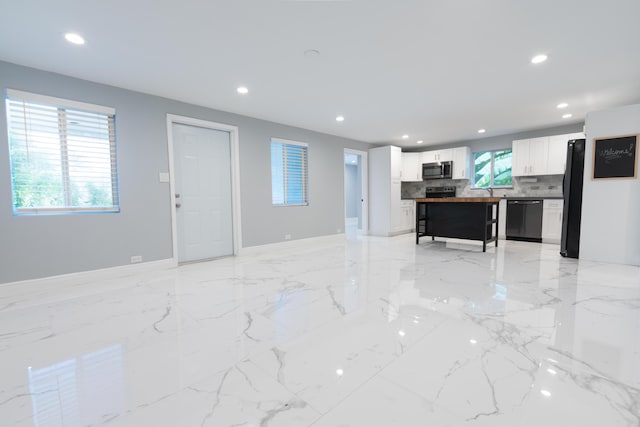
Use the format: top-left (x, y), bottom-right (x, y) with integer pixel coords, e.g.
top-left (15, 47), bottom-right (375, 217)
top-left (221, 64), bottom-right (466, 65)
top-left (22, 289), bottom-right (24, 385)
top-left (401, 175), bottom-right (563, 199)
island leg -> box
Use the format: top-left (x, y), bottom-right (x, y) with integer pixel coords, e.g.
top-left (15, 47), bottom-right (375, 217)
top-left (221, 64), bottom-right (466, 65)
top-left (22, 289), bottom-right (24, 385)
top-left (495, 202), bottom-right (499, 247)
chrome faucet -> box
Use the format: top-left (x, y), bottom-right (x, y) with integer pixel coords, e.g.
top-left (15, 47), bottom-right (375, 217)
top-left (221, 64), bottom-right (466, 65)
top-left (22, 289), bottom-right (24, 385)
top-left (484, 187), bottom-right (494, 197)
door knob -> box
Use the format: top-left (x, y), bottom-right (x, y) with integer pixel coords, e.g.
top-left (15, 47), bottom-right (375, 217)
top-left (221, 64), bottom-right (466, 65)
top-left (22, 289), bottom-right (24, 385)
top-left (176, 203), bottom-right (182, 208)
top-left (175, 193), bottom-right (181, 198)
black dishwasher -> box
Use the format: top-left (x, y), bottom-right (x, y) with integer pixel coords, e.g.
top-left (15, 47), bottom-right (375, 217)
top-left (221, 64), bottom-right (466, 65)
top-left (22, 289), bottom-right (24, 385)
top-left (506, 200), bottom-right (543, 242)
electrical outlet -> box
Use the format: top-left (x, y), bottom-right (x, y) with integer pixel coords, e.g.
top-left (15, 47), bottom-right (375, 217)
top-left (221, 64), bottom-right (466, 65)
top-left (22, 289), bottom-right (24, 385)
top-left (130, 255), bottom-right (143, 264)
top-left (284, 234), bottom-right (291, 240)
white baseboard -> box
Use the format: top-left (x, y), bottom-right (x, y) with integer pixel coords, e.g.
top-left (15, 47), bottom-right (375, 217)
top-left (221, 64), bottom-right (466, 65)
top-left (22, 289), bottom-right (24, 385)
top-left (239, 234), bottom-right (345, 256)
top-left (0, 258), bottom-right (176, 308)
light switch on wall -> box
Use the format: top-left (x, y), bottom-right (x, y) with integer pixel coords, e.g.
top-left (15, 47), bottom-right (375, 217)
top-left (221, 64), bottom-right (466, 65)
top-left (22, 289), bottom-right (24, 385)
top-left (158, 172), bottom-right (170, 183)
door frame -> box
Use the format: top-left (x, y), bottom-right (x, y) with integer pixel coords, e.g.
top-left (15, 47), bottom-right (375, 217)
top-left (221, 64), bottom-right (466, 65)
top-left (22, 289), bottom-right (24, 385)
top-left (166, 114), bottom-right (242, 263)
top-left (343, 148), bottom-right (369, 234)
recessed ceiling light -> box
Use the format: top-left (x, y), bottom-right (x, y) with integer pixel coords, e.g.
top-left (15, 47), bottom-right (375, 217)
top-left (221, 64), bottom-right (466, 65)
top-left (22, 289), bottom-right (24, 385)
top-left (540, 389), bottom-right (551, 397)
top-left (562, 113), bottom-right (572, 119)
top-left (417, 140), bottom-right (424, 144)
top-left (531, 54), bottom-right (548, 64)
top-left (237, 86), bottom-right (249, 94)
top-left (402, 134), bottom-right (409, 139)
top-left (64, 33), bottom-right (85, 45)
top-left (304, 49), bottom-right (320, 57)
top-left (336, 116), bottom-right (344, 122)
top-left (557, 102), bottom-right (568, 109)
top-left (478, 129), bottom-right (486, 134)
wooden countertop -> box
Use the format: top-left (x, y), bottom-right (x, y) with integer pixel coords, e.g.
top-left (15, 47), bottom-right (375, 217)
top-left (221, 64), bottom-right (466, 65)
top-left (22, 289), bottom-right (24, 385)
top-left (415, 197), bottom-right (502, 203)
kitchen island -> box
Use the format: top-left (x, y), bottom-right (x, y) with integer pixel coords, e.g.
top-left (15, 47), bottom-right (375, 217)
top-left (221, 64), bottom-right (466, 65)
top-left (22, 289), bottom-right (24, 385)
top-left (415, 197), bottom-right (502, 252)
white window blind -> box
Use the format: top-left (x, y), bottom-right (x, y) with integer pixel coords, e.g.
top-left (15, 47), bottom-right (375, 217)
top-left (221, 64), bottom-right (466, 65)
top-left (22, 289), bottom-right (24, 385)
top-left (5, 89), bottom-right (119, 215)
top-left (271, 138), bottom-right (308, 206)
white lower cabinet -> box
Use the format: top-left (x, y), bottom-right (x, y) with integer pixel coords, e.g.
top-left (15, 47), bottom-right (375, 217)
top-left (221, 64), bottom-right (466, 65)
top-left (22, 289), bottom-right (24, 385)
top-left (397, 200), bottom-right (415, 233)
top-left (542, 199), bottom-right (564, 244)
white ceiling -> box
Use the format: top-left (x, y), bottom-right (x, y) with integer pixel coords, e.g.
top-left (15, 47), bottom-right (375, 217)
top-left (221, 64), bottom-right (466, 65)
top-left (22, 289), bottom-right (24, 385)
top-left (1, 1), bottom-right (639, 148)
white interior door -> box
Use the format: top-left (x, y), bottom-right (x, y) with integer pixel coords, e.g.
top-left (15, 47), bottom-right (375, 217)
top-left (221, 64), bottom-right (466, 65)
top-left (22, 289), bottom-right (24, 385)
top-left (344, 149), bottom-right (368, 236)
top-left (173, 123), bottom-right (233, 262)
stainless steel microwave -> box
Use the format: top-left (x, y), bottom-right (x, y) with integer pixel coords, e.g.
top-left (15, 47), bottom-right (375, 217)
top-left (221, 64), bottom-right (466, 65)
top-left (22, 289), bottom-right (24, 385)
top-left (422, 161), bottom-right (452, 180)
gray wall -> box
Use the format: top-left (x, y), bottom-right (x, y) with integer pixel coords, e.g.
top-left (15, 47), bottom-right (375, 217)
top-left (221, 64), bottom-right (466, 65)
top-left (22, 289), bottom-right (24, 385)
top-left (402, 123), bottom-right (585, 153)
top-left (0, 61), bottom-right (370, 284)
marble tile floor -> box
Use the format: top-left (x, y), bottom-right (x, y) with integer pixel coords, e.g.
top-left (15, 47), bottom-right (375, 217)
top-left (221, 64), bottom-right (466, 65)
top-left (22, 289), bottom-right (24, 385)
top-left (1, 234), bottom-right (639, 426)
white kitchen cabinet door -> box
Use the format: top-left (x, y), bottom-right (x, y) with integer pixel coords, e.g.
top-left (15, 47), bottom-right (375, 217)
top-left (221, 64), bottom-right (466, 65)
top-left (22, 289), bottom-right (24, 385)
top-left (390, 146), bottom-right (402, 180)
top-left (401, 152), bottom-right (422, 181)
top-left (369, 145), bottom-right (406, 236)
top-left (547, 135), bottom-right (569, 175)
top-left (391, 179), bottom-right (403, 231)
top-left (542, 199), bottom-right (564, 244)
top-left (397, 200), bottom-right (415, 232)
top-left (511, 139), bottom-right (530, 176)
top-left (452, 146), bottom-right (471, 179)
top-left (513, 137), bottom-right (549, 176)
top-left (421, 149), bottom-right (453, 163)
top-left (529, 136), bottom-right (549, 175)
top-left (436, 148), bottom-right (453, 162)
top-left (421, 150), bottom-right (437, 164)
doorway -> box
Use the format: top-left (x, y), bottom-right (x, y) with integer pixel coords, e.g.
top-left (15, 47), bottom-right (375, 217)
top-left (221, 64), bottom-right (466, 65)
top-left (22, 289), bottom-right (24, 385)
top-left (344, 149), bottom-right (368, 236)
top-left (167, 115), bottom-right (241, 263)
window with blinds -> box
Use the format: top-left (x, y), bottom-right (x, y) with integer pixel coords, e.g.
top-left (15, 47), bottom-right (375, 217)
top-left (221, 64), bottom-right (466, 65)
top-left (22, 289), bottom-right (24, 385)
top-left (270, 138), bottom-right (308, 206)
top-left (5, 89), bottom-right (119, 215)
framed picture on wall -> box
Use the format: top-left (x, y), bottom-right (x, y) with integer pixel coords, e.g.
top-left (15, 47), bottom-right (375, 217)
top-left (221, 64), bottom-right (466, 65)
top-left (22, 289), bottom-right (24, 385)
top-left (592, 134), bottom-right (638, 180)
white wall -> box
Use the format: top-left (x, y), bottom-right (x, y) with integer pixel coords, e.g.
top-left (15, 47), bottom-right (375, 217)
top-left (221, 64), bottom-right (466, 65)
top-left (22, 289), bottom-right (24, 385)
top-left (581, 104), bottom-right (640, 266)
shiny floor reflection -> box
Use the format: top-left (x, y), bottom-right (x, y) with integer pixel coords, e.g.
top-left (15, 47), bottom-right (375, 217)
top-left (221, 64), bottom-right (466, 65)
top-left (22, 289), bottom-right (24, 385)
top-left (1, 235), bottom-right (639, 426)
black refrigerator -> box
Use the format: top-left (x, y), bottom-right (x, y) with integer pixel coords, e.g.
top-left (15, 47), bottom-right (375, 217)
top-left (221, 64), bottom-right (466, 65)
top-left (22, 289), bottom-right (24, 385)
top-left (560, 139), bottom-right (586, 258)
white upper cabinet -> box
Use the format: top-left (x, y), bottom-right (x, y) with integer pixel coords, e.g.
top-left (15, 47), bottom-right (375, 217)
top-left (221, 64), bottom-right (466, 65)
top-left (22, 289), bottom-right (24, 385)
top-left (529, 137), bottom-right (549, 175)
top-left (436, 148), bottom-right (453, 162)
top-left (401, 152), bottom-right (422, 182)
top-left (513, 136), bottom-right (549, 176)
top-left (421, 148), bottom-right (453, 163)
top-left (421, 151), bottom-right (436, 163)
top-left (547, 135), bottom-right (569, 175)
top-left (513, 132), bottom-right (586, 176)
top-left (390, 145), bottom-right (402, 180)
top-left (452, 146), bottom-right (471, 179)
top-left (512, 138), bottom-right (530, 176)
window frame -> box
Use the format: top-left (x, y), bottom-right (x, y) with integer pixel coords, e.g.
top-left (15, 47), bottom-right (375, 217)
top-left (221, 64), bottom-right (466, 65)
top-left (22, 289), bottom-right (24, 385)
top-left (472, 148), bottom-right (513, 189)
top-left (5, 89), bottom-right (119, 215)
top-left (270, 137), bottom-right (309, 207)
